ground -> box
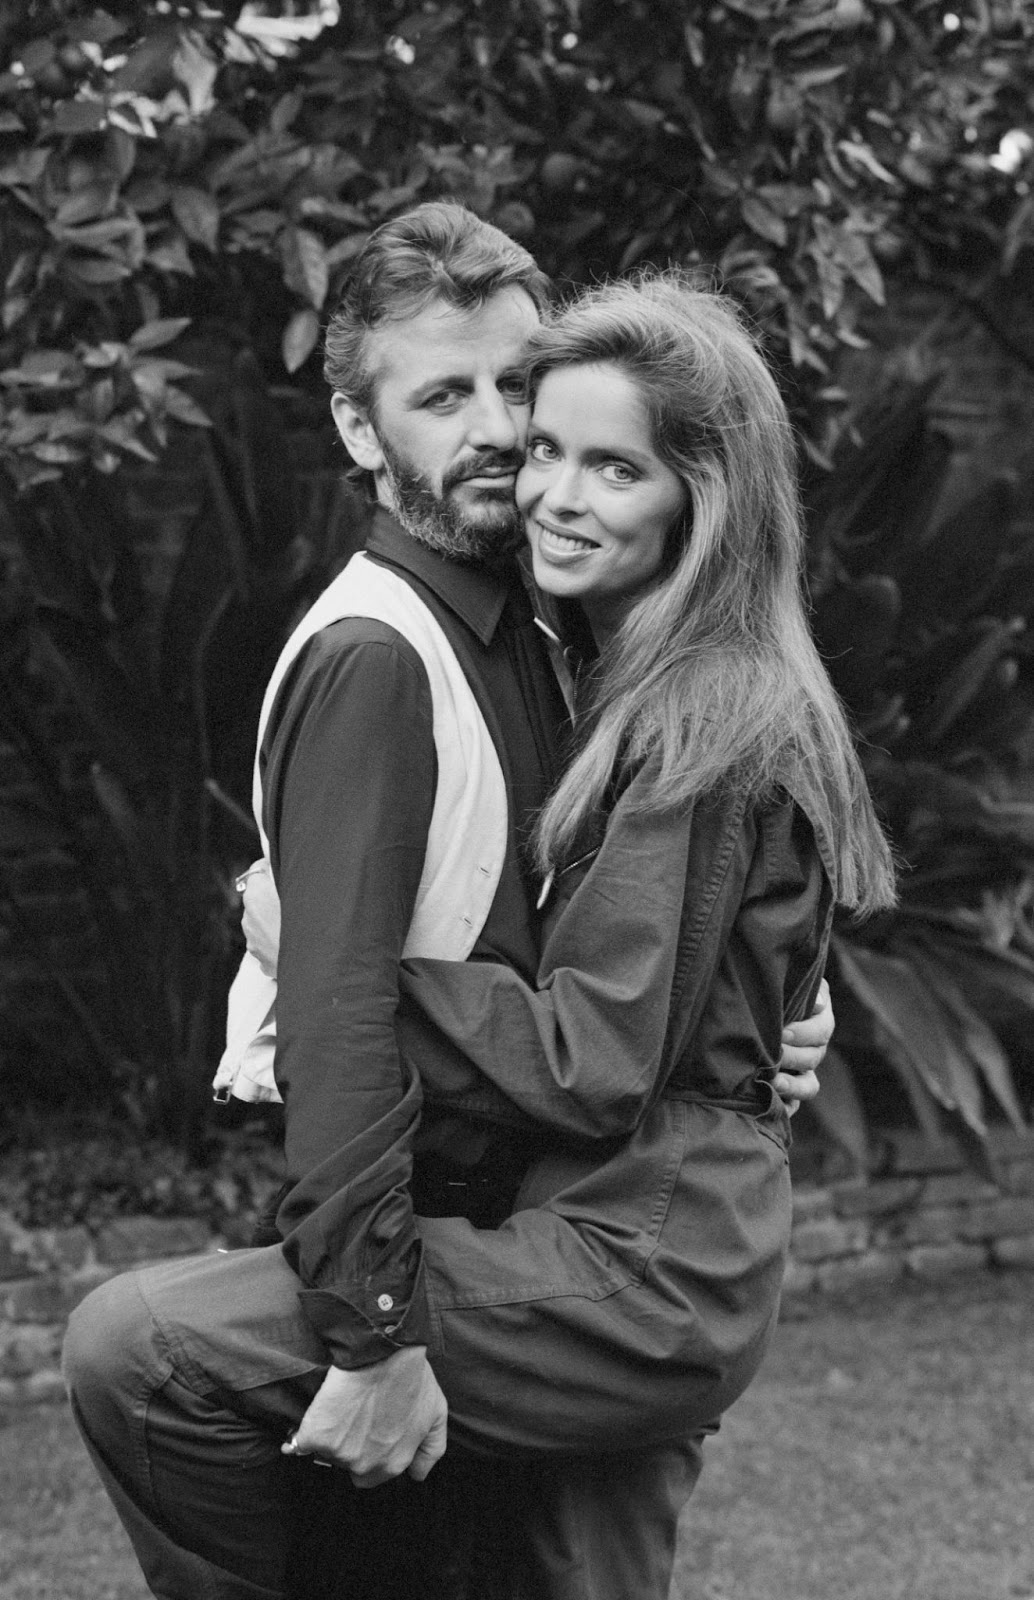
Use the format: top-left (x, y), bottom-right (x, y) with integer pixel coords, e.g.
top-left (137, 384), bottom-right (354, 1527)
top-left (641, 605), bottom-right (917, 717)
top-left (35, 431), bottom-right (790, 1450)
top-left (1, 1268), bottom-right (1032, 1600)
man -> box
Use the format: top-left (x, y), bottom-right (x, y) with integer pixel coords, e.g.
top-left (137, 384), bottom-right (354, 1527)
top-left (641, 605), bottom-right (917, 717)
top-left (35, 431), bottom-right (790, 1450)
top-left (64, 202), bottom-right (832, 1600)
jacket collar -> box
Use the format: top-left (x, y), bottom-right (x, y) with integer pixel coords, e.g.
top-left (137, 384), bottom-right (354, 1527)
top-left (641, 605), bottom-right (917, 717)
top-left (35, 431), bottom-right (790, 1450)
top-left (365, 507), bottom-right (514, 646)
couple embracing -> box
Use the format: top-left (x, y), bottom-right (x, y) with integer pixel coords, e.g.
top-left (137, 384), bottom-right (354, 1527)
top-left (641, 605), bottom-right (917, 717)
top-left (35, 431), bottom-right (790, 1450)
top-left (65, 202), bottom-right (894, 1600)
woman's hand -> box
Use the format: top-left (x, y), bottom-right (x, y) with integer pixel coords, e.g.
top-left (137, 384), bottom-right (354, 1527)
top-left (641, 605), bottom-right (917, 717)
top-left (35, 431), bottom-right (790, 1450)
top-left (773, 977), bottom-right (833, 1113)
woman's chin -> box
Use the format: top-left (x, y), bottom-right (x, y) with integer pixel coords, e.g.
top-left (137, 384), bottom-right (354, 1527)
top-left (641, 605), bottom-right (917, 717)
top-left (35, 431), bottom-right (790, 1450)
top-left (530, 552), bottom-right (583, 603)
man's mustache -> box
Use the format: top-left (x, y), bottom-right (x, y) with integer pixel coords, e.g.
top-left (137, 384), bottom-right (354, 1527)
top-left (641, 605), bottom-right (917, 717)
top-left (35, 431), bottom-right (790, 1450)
top-left (443, 451), bottom-right (524, 492)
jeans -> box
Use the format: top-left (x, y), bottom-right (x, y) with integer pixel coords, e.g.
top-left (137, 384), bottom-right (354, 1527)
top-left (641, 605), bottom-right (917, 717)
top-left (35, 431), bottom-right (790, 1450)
top-left (64, 1246), bottom-right (705, 1600)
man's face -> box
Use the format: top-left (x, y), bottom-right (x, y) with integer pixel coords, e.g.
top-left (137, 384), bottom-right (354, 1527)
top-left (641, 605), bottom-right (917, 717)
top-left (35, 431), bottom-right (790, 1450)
top-left (334, 288), bottom-right (542, 562)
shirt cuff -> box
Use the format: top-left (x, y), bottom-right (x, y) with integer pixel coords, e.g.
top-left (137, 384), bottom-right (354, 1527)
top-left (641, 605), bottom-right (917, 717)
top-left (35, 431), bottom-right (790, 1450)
top-left (296, 1250), bottom-right (432, 1368)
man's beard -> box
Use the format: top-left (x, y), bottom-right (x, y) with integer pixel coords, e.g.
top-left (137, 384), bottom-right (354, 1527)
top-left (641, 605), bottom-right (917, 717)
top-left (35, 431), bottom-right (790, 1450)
top-left (380, 438), bottom-right (524, 564)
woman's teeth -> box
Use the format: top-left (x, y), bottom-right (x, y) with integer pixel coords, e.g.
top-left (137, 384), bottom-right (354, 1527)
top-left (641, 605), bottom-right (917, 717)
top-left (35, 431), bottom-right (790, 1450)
top-left (540, 526), bottom-right (596, 552)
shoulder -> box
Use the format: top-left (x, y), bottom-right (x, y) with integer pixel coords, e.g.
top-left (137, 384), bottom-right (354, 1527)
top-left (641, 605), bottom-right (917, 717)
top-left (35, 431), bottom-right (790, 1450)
top-left (750, 787), bottom-right (834, 899)
top-left (300, 616), bottom-right (426, 678)
top-left (269, 618), bottom-right (432, 747)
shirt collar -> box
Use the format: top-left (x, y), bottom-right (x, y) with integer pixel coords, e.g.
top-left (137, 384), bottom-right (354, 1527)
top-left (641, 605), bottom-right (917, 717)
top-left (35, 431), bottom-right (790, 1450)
top-left (365, 506), bottom-right (514, 646)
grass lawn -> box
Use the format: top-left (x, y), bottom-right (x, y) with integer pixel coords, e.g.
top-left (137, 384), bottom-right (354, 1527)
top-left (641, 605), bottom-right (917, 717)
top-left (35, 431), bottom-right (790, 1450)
top-left (1, 1267), bottom-right (1032, 1600)
top-left (675, 1267), bottom-right (1034, 1600)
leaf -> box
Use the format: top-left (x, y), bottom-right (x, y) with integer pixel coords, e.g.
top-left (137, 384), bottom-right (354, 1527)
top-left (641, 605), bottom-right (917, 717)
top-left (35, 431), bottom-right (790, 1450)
top-left (325, 231), bottom-right (371, 269)
top-left (0, 149), bottom-right (49, 189)
top-left (4, 350), bottom-right (78, 384)
top-left (617, 231), bottom-right (656, 273)
top-left (918, 620), bottom-right (1024, 745)
top-left (835, 225), bottom-right (886, 305)
top-left (51, 215), bottom-right (130, 251)
top-left (53, 184), bottom-right (115, 229)
top-left (741, 195), bottom-right (788, 247)
top-left (67, 12), bottom-right (126, 47)
top-left (793, 65), bottom-right (849, 88)
top-left (50, 99), bottom-right (108, 136)
top-left (834, 940), bottom-right (987, 1137)
top-left (163, 388), bottom-right (212, 428)
top-left (19, 39), bottom-right (56, 74)
top-left (837, 141), bottom-right (897, 187)
top-left (129, 317), bottom-right (191, 352)
top-left (64, 256), bottom-right (131, 285)
top-left (910, 933), bottom-right (1034, 1033)
top-left (146, 233), bottom-right (195, 276)
top-left (804, 1046), bottom-right (869, 1173)
top-left (282, 308), bottom-right (320, 374)
top-left (31, 442), bottom-right (83, 465)
top-left (172, 34), bottom-right (218, 119)
top-left (904, 941), bottom-right (1027, 1131)
top-left (270, 90), bottom-right (303, 136)
top-left (171, 186), bottom-right (220, 252)
top-left (279, 226), bottom-right (329, 310)
top-left (808, 245), bottom-right (845, 320)
top-left (757, 183), bottom-right (813, 216)
top-left (90, 762), bottom-right (156, 891)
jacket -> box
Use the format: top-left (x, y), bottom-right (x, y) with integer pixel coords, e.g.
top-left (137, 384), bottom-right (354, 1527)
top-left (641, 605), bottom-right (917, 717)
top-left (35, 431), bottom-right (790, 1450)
top-left (390, 760), bottom-right (837, 1450)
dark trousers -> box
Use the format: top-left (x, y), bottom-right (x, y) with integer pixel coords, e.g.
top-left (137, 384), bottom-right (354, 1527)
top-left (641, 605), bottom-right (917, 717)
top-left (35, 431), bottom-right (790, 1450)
top-left (63, 1246), bottom-right (705, 1600)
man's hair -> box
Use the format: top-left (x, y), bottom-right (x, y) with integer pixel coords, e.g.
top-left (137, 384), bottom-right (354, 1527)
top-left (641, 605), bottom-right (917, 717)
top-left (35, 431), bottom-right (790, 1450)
top-left (324, 201), bottom-right (552, 411)
top-left (527, 270), bottom-right (896, 917)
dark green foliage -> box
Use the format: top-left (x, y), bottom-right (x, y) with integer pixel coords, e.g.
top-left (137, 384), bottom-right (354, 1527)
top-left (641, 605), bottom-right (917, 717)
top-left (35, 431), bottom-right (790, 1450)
top-left (0, 1107), bottom-right (284, 1233)
top-left (0, 1), bottom-right (1031, 480)
top-left (0, 369), bottom-right (360, 1147)
top-left (0, 3), bottom-right (1032, 1165)
top-left (805, 381), bottom-right (1034, 1175)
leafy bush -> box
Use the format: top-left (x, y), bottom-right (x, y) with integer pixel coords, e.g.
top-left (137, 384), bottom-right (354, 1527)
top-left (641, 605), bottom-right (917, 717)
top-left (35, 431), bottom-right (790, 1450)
top-left (0, 0), bottom-right (1031, 480)
top-left (0, 2), bottom-right (1032, 1168)
top-left (0, 1107), bottom-right (285, 1234)
top-left (805, 379), bottom-right (1034, 1176)
top-left (0, 364), bottom-right (361, 1148)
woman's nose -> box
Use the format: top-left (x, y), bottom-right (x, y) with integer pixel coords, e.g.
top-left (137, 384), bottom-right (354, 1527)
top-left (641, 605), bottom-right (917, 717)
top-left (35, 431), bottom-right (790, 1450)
top-left (542, 463), bottom-right (585, 515)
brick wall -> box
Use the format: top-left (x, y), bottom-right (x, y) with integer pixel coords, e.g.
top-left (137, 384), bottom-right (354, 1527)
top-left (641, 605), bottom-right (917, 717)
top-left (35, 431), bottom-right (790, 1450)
top-left (0, 1212), bottom-right (214, 1405)
top-left (784, 1129), bottom-right (1034, 1303)
top-left (3, 1129), bottom-right (1033, 1407)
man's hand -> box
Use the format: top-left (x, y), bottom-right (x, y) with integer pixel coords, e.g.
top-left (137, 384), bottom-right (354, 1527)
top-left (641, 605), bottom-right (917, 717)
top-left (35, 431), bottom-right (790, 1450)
top-left (283, 1345), bottom-right (447, 1489)
top-left (773, 977), bottom-right (834, 1113)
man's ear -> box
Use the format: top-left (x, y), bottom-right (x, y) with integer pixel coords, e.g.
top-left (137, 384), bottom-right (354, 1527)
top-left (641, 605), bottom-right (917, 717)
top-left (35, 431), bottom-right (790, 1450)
top-left (331, 392), bottom-right (384, 474)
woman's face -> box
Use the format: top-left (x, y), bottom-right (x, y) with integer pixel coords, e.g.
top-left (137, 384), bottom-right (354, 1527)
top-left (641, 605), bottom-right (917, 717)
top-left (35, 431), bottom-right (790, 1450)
top-left (516, 362), bottom-right (687, 640)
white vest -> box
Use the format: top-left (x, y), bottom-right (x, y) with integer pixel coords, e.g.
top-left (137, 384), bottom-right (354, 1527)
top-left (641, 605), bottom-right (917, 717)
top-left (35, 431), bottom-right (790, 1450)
top-left (212, 551), bottom-right (509, 1104)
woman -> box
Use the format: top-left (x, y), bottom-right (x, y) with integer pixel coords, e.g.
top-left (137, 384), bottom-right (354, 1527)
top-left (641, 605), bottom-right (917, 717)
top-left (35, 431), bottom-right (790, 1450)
top-left (292, 270), bottom-right (896, 1593)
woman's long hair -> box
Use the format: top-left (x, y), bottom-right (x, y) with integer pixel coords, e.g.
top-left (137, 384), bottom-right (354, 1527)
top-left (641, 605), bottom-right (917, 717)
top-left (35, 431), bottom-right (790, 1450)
top-left (527, 271), bottom-right (896, 916)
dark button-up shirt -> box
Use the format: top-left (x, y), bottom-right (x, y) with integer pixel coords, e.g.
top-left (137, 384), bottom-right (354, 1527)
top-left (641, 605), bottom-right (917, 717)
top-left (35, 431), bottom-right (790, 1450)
top-left (262, 509), bottom-right (568, 1366)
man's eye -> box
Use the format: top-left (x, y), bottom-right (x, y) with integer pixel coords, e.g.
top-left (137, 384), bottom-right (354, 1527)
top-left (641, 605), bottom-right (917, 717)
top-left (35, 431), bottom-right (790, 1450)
top-left (499, 376), bottom-right (528, 401)
top-left (424, 390), bottom-right (461, 410)
top-left (528, 438), bottom-right (558, 462)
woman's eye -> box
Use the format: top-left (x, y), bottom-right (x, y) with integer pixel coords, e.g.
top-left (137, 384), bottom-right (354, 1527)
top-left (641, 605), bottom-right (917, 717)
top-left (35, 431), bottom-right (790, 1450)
top-left (424, 390), bottom-right (460, 410)
top-left (601, 461), bottom-right (636, 485)
top-left (528, 438), bottom-right (558, 462)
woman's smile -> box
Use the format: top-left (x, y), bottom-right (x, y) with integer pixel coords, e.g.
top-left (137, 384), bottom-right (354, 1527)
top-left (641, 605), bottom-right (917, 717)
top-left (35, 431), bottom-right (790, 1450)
top-left (534, 519), bottom-right (601, 557)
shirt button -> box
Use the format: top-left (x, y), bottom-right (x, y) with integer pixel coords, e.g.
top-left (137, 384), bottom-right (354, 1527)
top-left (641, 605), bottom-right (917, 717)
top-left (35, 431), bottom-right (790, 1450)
top-left (377, 1293), bottom-right (394, 1312)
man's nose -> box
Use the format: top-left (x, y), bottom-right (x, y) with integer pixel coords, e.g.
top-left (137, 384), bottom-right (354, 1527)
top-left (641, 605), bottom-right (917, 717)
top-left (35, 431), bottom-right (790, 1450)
top-left (467, 388), bottom-right (520, 451)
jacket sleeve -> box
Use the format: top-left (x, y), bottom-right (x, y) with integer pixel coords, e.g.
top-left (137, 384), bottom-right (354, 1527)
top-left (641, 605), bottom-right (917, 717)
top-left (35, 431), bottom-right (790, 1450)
top-left (398, 788), bottom-right (830, 1138)
top-left (266, 621), bottom-right (435, 1367)
top-left (397, 776), bottom-right (699, 1139)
